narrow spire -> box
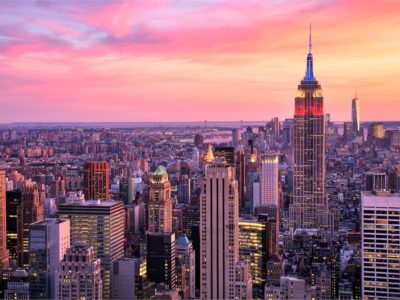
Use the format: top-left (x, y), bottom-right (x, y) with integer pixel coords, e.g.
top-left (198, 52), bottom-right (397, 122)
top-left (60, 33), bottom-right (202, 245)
top-left (304, 24), bottom-right (316, 82)
top-left (309, 23), bottom-right (312, 54)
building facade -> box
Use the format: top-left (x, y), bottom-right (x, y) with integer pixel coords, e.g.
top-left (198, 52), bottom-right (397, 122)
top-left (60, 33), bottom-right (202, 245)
top-left (58, 200), bottom-right (125, 299)
top-left (0, 171), bottom-right (9, 273)
top-left (148, 166), bottom-right (172, 233)
top-left (290, 28), bottom-right (328, 229)
top-left (83, 161), bottom-right (110, 200)
top-left (260, 154), bottom-right (279, 207)
top-left (29, 218), bottom-right (70, 299)
top-left (17, 180), bottom-right (44, 268)
top-left (56, 242), bottom-right (102, 300)
top-left (361, 191), bottom-right (400, 299)
top-left (200, 163), bottom-right (239, 299)
top-left (352, 95), bottom-right (360, 132)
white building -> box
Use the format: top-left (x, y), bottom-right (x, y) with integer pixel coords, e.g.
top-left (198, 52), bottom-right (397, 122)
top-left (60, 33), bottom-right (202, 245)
top-left (200, 163), bottom-right (239, 299)
top-left (56, 242), bottom-right (102, 300)
top-left (111, 258), bottom-right (139, 299)
top-left (29, 218), bottom-right (70, 299)
top-left (361, 191), bottom-right (400, 299)
top-left (260, 154), bottom-right (279, 206)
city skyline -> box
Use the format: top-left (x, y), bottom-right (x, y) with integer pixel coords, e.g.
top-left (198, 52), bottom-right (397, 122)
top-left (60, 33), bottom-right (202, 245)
top-left (1, 1), bottom-right (400, 122)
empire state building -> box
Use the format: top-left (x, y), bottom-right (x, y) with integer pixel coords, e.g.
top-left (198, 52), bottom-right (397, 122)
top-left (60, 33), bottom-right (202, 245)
top-left (289, 27), bottom-right (328, 229)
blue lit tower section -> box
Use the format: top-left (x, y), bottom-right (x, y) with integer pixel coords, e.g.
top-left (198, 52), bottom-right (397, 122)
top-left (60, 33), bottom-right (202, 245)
top-left (289, 27), bottom-right (328, 229)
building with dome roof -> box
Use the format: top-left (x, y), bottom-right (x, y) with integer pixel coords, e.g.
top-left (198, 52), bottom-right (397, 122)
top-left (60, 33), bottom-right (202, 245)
top-left (148, 166), bottom-right (172, 233)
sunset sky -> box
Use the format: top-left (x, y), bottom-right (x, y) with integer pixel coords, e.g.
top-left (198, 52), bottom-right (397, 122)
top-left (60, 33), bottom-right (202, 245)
top-left (1, 0), bottom-right (400, 122)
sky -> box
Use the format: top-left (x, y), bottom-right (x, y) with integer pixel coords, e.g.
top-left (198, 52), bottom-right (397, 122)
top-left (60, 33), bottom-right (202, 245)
top-left (1, 0), bottom-right (400, 123)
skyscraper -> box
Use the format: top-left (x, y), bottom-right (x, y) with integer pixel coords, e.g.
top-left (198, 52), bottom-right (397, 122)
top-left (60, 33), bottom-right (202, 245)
top-left (148, 166), bottom-right (172, 233)
top-left (260, 154), bottom-right (279, 207)
top-left (147, 232), bottom-right (176, 290)
top-left (361, 191), bottom-right (400, 299)
top-left (29, 218), bottom-right (70, 299)
top-left (6, 189), bottom-right (21, 263)
top-left (290, 27), bottom-right (328, 229)
top-left (17, 180), bottom-right (44, 268)
top-left (352, 94), bottom-right (360, 131)
top-left (58, 200), bottom-right (125, 299)
top-left (176, 235), bottom-right (196, 299)
top-left (0, 171), bottom-right (9, 273)
top-left (200, 163), bottom-right (239, 299)
top-left (83, 161), bottom-right (110, 200)
top-left (56, 242), bottom-right (103, 300)
top-left (238, 217), bottom-right (268, 298)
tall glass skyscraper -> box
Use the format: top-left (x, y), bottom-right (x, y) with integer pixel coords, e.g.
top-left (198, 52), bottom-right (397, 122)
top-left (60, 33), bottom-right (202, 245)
top-left (290, 27), bottom-right (328, 229)
top-left (352, 95), bottom-right (360, 131)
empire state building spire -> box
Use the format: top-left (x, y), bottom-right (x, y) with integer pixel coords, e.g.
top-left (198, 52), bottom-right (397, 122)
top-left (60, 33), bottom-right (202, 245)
top-left (304, 24), bottom-right (316, 82)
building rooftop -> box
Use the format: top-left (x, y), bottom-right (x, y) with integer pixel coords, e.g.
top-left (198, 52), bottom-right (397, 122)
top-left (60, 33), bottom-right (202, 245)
top-left (60, 199), bottom-right (122, 207)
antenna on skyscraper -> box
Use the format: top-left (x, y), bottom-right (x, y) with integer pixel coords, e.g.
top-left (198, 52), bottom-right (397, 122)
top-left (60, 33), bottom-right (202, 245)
top-left (308, 23), bottom-right (312, 54)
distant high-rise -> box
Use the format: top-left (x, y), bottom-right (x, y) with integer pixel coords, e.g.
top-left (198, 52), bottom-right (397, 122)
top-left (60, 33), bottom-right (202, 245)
top-left (352, 95), bottom-right (360, 131)
top-left (17, 180), bottom-right (44, 268)
top-left (178, 163), bottom-right (191, 204)
top-left (260, 154), bottom-right (279, 207)
top-left (83, 161), bottom-right (109, 200)
top-left (56, 242), bottom-right (102, 300)
top-left (200, 163), bottom-right (239, 299)
top-left (29, 218), bottom-right (70, 299)
top-left (148, 166), bottom-right (172, 233)
top-left (58, 200), bottom-right (125, 299)
top-left (237, 147), bottom-right (246, 209)
top-left (290, 27), bottom-right (328, 229)
top-left (361, 191), bottom-right (400, 299)
top-left (194, 133), bottom-right (204, 148)
top-left (232, 128), bottom-right (241, 146)
top-left (367, 122), bottom-right (384, 140)
top-left (0, 171), bottom-right (9, 272)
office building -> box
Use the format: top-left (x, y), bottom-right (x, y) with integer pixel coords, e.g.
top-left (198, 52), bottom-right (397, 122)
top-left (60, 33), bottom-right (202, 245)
top-left (361, 191), bottom-right (400, 299)
top-left (365, 172), bottom-right (388, 191)
top-left (29, 218), bottom-right (70, 299)
top-left (6, 189), bottom-right (21, 263)
top-left (17, 180), bottom-right (44, 268)
top-left (239, 217), bottom-right (268, 298)
top-left (290, 27), bottom-right (328, 229)
top-left (352, 95), bottom-right (360, 131)
top-left (56, 242), bottom-right (102, 300)
top-left (147, 232), bottom-right (176, 290)
top-left (367, 122), bottom-right (384, 140)
top-left (58, 200), bottom-right (125, 299)
top-left (200, 163), bottom-right (239, 299)
top-left (214, 147), bottom-right (235, 165)
top-left (83, 161), bottom-right (110, 200)
top-left (111, 258), bottom-right (137, 299)
top-left (234, 261), bottom-right (253, 300)
top-left (178, 163), bottom-right (191, 204)
top-left (4, 269), bottom-right (29, 300)
top-left (278, 276), bottom-right (307, 300)
top-left (260, 154), bottom-right (279, 206)
top-left (176, 235), bottom-right (196, 299)
top-left (0, 171), bottom-right (8, 272)
top-left (148, 166), bottom-right (172, 233)
top-left (232, 129), bottom-right (241, 147)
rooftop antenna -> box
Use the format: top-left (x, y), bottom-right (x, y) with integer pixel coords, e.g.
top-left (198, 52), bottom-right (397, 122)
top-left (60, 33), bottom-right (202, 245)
top-left (308, 23), bottom-right (312, 54)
